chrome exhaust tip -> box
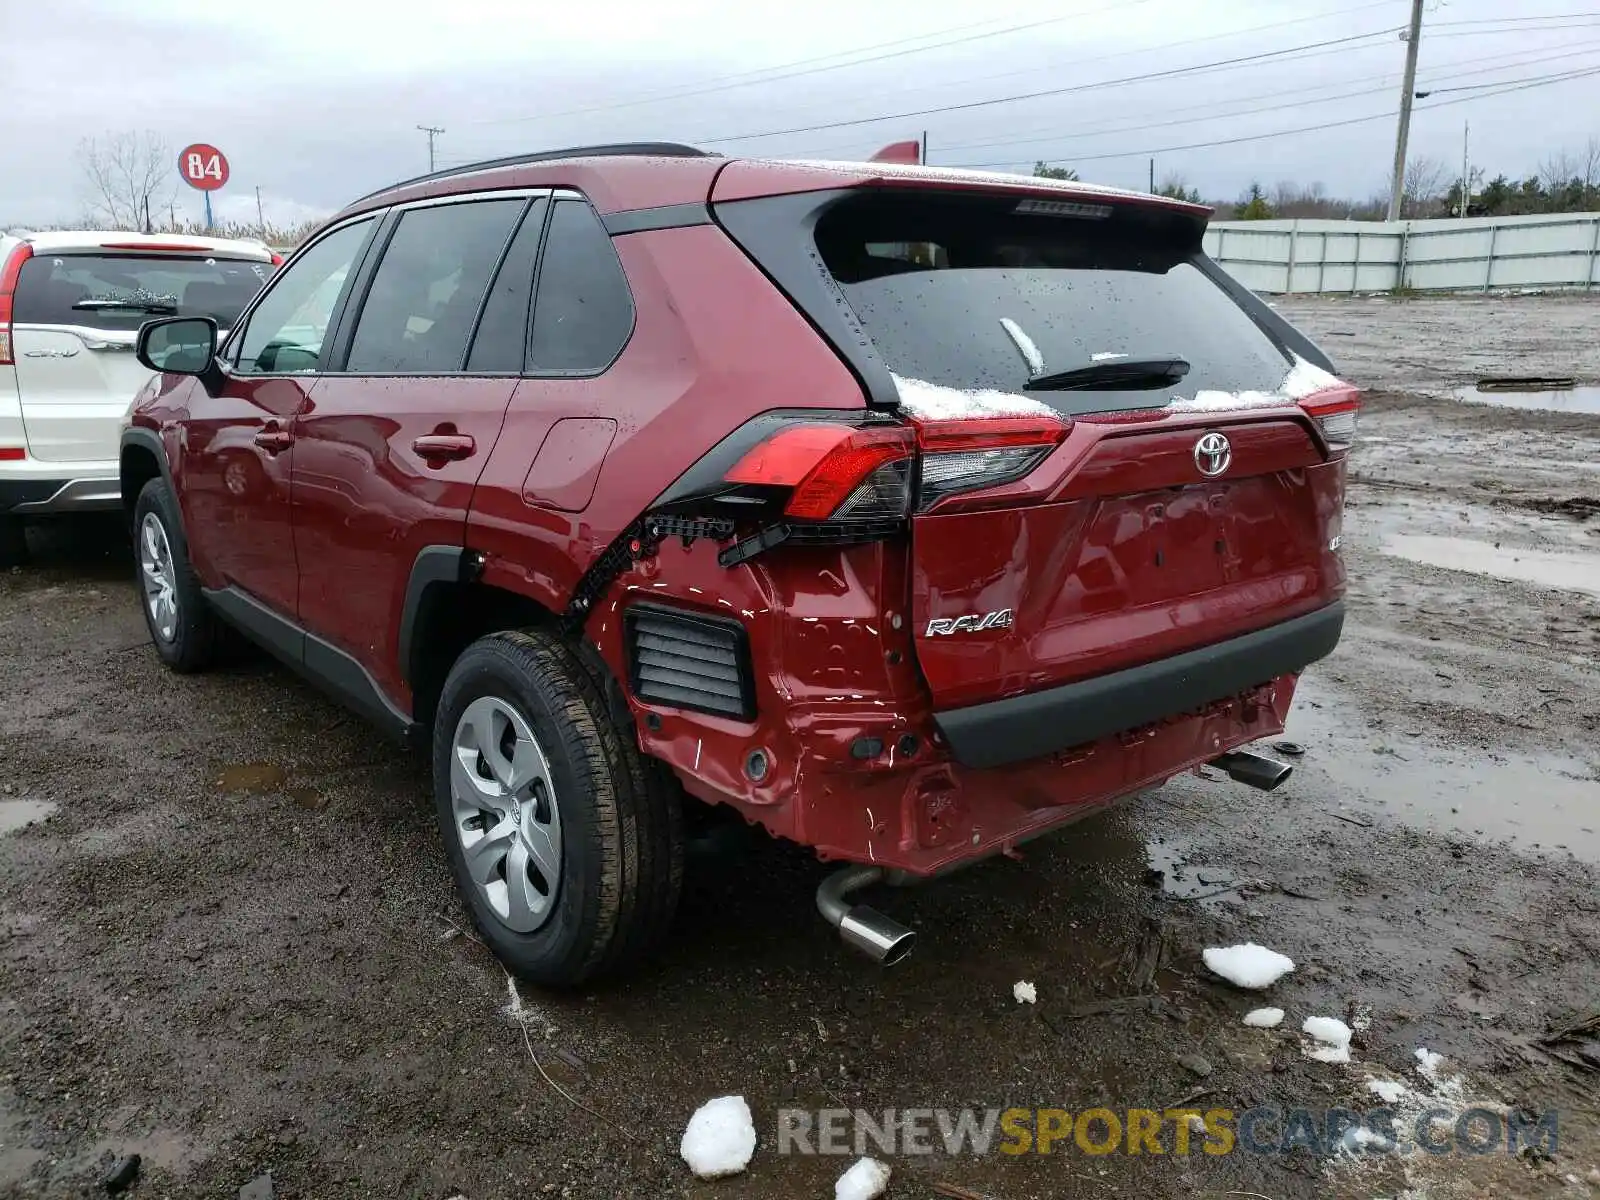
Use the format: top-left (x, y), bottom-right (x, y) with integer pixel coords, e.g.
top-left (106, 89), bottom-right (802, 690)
top-left (1210, 749), bottom-right (1295, 792)
top-left (816, 865), bottom-right (917, 966)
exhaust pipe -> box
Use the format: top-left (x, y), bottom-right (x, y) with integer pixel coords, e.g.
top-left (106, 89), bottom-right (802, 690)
top-left (816, 865), bottom-right (916, 966)
top-left (1210, 749), bottom-right (1294, 792)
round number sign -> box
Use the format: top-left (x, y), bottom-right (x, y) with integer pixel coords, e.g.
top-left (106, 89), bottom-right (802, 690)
top-left (178, 143), bottom-right (229, 192)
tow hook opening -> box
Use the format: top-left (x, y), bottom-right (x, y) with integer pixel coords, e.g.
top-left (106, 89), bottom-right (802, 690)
top-left (815, 865), bottom-right (916, 966)
top-left (1210, 749), bottom-right (1294, 792)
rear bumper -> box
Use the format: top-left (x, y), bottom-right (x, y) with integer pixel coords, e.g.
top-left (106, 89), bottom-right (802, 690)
top-left (0, 471), bottom-right (122, 515)
top-left (934, 601), bottom-right (1346, 769)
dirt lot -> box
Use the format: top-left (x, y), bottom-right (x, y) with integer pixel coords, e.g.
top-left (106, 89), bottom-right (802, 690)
top-left (3, 294), bottom-right (1600, 1200)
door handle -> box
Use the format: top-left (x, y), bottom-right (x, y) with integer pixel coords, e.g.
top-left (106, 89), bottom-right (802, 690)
top-left (411, 433), bottom-right (476, 463)
top-left (254, 426), bottom-right (293, 454)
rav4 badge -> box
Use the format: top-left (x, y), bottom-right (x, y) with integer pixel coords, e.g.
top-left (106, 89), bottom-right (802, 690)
top-left (925, 609), bottom-right (1015, 637)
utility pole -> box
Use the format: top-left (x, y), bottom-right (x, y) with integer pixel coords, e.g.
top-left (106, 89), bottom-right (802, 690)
top-left (920, 129), bottom-right (928, 165)
top-left (1386, 0), bottom-right (1425, 222)
top-left (255, 185), bottom-right (265, 233)
top-left (1459, 120), bottom-right (1470, 218)
top-left (1149, 158), bottom-right (1155, 193)
top-left (417, 124), bottom-right (445, 172)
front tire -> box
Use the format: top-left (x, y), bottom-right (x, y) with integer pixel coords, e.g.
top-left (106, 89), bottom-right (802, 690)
top-left (433, 629), bottom-right (683, 986)
top-left (133, 478), bottom-right (219, 672)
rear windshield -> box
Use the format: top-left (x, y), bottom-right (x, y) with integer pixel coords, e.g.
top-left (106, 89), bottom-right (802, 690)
top-left (815, 191), bottom-right (1293, 416)
top-left (13, 254), bottom-right (272, 332)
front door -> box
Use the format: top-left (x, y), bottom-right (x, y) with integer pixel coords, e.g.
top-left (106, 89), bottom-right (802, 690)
top-left (292, 195), bottom-right (537, 702)
top-left (181, 218), bottom-right (378, 617)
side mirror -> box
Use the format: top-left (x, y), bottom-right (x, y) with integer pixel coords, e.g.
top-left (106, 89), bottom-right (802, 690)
top-left (137, 315), bottom-right (219, 376)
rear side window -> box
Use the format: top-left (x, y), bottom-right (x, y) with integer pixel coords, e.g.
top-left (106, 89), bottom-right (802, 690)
top-left (814, 191), bottom-right (1294, 416)
top-left (13, 254), bottom-right (272, 332)
top-left (345, 198), bottom-right (525, 374)
top-left (466, 198), bottom-right (548, 372)
top-left (529, 200), bottom-right (633, 372)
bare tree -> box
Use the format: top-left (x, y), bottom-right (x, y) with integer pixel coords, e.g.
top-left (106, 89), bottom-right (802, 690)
top-left (1579, 136), bottom-right (1600, 200)
top-left (1401, 156), bottom-right (1450, 217)
top-left (76, 131), bottom-right (176, 233)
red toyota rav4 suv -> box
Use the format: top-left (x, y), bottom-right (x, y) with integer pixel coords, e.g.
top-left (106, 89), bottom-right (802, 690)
top-left (121, 143), bottom-right (1355, 985)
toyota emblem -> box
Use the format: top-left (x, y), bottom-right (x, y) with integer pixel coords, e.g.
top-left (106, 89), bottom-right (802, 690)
top-left (1193, 431), bottom-right (1231, 477)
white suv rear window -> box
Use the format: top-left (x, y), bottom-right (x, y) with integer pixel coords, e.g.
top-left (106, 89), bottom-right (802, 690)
top-left (13, 254), bottom-right (273, 332)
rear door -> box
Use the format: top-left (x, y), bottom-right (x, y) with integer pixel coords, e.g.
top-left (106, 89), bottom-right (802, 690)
top-left (11, 249), bottom-right (271, 461)
top-left (291, 193), bottom-right (537, 700)
top-left (772, 187), bottom-right (1348, 710)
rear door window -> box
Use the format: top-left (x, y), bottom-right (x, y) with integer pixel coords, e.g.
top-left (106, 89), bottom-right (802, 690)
top-left (529, 200), bottom-right (634, 373)
top-left (344, 198), bottom-right (526, 374)
top-left (814, 191), bottom-right (1294, 416)
top-left (13, 254), bottom-right (272, 332)
top-left (466, 198), bottom-right (549, 373)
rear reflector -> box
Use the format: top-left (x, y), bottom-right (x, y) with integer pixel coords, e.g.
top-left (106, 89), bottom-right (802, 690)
top-left (1298, 386), bottom-right (1362, 453)
top-left (625, 604), bottom-right (755, 720)
top-left (725, 423), bottom-right (914, 521)
top-left (0, 447), bottom-right (26, 462)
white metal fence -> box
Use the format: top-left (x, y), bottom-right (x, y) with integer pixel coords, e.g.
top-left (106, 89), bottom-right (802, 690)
top-left (1203, 211), bottom-right (1600, 295)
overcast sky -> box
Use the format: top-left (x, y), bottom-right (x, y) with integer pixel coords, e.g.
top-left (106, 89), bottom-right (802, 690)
top-left (2, 0), bottom-right (1597, 228)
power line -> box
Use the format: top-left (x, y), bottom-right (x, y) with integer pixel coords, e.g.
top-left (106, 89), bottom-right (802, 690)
top-left (952, 64), bottom-right (1600, 170)
top-left (908, 42), bottom-right (1600, 158)
top-left (1430, 10), bottom-right (1600, 24)
top-left (463, 2), bottom-right (1162, 128)
top-left (699, 26), bottom-right (1405, 145)
top-left (757, 0), bottom-right (1400, 137)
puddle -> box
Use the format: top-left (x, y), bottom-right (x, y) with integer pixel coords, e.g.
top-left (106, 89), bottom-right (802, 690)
top-left (214, 763), bottom-right (287, 793)
top-left (287, 786), bottom-right (326, 811)
top-left (1381, 534), bottom-right (1600, 597)
top-left (1286, 682), bottom-right (1600, 864)
top-left (0, 800), bottom-right (57, 836)
top-left (1145, 836), bottom-right (1248, 906)
top-left (1452, 383), bottom-right (1600, 413)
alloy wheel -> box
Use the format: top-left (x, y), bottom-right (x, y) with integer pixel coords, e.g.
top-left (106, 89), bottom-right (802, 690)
top-left (139, 512), bottom-right (179, 643)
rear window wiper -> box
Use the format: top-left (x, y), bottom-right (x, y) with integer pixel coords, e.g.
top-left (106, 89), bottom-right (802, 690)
top-left (72, 298), bottom-right (179, 314)
top-left (1024, 356), bottom-right (1190, 392)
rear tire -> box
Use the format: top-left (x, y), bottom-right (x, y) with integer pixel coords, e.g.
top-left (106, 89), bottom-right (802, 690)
top-left (133, 478), bottom-right (219, 673)
top-left (0, 516), bottom-right (26, 567)
top-left (433, 629), bottom-right (683, 986)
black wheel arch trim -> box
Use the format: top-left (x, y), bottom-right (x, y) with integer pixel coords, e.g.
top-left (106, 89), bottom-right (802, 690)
top-left (204, 585), bottom-right (418, 742)
top-left (399, 545), bottom-right (474, 689)
top-left (933, 601), bottom-right (1346, 770)
top-left (120, 426), bottom-right (175, 487)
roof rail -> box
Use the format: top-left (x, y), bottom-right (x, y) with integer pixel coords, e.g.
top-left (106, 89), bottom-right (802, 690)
top-left (351, 142), bottom-right (715, 204)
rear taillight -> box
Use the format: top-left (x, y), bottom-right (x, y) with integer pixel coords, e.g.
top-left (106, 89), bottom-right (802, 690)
top-left (725, 424), bottom-right (914, 521)
top-left (0, 242), bottom-right (33, 366)
top-left (270, 252), bottom-right (285, 267)
top-left (1298, 386), bottom-right (1361, 453)
top-left (912, 416), bottom-right (1068, 509)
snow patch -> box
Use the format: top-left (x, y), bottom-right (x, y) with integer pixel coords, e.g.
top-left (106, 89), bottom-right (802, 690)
top-left (1091, 351), bottom-right (1129, 362)
top-left (998, 318), bottom-right (1044, 377)
top-left (1301, 1016), bottom-right (1354, 1065)
top-left (1012, 980), bottom-right (1037, 1004)
top-left (502, 974), bottom-right (549, 1032)
top-left (1243, 1007), bottom-right (1285, 1028)
top-left (834, 1156), bottom-right (892, 1200)
top-left (1367, 1078), bottom-right (1410, 1105)
top-left (1202, 943), bottom-right (1296, 989)
top-left (1166, 354), bottom-right (1344, 414)
top-left (890, 373), bottom-right (1057, 421)
top-left (680, 1096), bottom-right (757, 1179)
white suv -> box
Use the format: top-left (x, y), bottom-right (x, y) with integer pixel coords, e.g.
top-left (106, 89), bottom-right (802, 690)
top-left (0, 230), bottom-right (278, 561)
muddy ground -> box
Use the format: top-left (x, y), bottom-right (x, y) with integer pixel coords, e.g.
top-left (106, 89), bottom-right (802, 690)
top-left (3, 294), bottom-right (1600, 1200)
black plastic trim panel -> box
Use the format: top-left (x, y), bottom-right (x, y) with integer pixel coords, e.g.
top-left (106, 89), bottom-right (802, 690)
top-left (603, 202), bottom-right (712, 235)
top-left (399, 545), bottom-right (469, 688)
top-left (205, 586), bottom-right (417, 741)
top-left (934, 601), bottom-right (1346, 770)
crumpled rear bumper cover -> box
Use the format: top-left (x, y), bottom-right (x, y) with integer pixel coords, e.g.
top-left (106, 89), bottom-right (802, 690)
top-left (934, 601), bottom-right (1346, 770)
